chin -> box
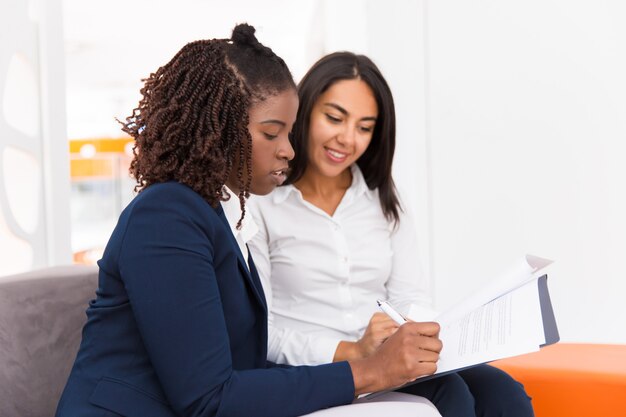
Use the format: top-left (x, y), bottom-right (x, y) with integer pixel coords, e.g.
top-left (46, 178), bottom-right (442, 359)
top-left (249, 184), bottom-right (275, 196)
top-left (321, 166), bottom-right (347, 178)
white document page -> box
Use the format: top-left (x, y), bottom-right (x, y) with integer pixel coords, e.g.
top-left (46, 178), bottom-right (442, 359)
top-left (405, 255), bottom-right (552, 375)
top-left (435, 255), bottom-right (552, 325)
top-left (434, 279), bottom-right (545, 374)
top-left (364, 256), bottom-right (555, 399)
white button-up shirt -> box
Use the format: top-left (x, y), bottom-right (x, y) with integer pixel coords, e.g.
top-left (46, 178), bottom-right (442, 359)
top-left (221, 186), bottom-right (258, 269)
top-left (247, 165), bottom-right (433, 366)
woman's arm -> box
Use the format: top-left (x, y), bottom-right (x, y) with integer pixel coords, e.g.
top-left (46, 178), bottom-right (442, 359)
top-left (385, 205), bottom-right (438, 317)
top-left (118, 185), bottom-right (354, 417)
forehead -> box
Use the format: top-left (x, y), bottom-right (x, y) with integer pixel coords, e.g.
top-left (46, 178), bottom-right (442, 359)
top-left (248, 89), bottom-right (298, 121)
top-left (318, 79), bottom-right (378, 115)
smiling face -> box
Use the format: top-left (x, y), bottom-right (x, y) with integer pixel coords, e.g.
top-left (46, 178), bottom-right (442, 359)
top-left (305, 79), bottom-right (378, 180)
top-left (230, 88), bottom-right (298, 196)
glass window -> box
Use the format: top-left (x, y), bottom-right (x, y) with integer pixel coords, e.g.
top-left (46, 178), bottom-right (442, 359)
top-left (69, 138), bottom-right (135, 264)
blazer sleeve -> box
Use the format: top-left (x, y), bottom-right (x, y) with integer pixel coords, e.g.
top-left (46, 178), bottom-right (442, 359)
top-left (117, 186), bottom-right (354, 417)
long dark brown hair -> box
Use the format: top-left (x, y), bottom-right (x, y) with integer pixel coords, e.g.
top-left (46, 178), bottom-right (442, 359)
top-left (287, 52), bottom-right (402, 224)
top-left (120, 23), bottom-right (294, 225)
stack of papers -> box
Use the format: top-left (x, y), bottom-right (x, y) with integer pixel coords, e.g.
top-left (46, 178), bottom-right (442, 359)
top-left (365, 255), bottom-right (559, 398)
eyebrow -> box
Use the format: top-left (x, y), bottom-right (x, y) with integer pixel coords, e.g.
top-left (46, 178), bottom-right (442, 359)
top-left (323, 103), bottom-right (377, 122)
top-left (260, 119), bottom-right (286, 126)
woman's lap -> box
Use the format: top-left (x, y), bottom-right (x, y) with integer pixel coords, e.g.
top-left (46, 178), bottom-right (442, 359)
top-left (457, 364), bottom-right (534, 416)
top-left (301, 392), bottom-right (441, 417)
top-left (301, 364), bottom-right (533, 417)
top-left (397, 364), bottom-right (534, 417)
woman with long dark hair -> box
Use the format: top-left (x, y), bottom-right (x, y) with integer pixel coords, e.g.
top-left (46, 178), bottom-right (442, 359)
top-left (249, 52), bottom-right (535, 417)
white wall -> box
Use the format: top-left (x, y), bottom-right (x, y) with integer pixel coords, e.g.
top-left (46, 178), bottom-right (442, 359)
top-left (4, 0), bottom-right (624, 343)
top-left (0, 0), bottom-right (71, 276)
top-left (319, 0), bottom-right (433, 286)
top-left (425, 0), bottom-right (626, 344)
top-left (325, 0), bottom-right (626, 345)
top-left (62, 0), bottom-right (322, 139)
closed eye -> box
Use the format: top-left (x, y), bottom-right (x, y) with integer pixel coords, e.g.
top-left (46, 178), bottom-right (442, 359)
top-left (325, 114), bottom-right (342, 123)
top-left (264, 133), bottom-right (278, 140)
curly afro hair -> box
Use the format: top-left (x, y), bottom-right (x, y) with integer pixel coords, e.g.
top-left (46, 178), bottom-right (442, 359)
top-left (120, 23), bottom-right (294, 226)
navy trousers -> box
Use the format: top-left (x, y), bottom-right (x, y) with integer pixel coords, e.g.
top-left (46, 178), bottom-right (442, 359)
top-left (397, 364), bottom-right (534, 417)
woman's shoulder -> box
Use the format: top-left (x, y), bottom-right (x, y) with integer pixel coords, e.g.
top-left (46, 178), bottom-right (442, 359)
top-left (139, 181), bottom-right (204, 201)
top-left (124, 181), bottom-right (222, 225)
top-left (103, 182), bottom-right (228, 266)
top-left (248, 185), bottom-right (297, 209)
top-left (132, 181), bottom-right (208, 207)
top-left (246, 186), bottom-right (302, 232)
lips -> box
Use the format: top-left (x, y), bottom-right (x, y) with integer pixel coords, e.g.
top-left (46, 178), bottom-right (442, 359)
top-left (270, 167), bottom-right (289, 185)
top-left (324, 147), bottom-right (348, 163)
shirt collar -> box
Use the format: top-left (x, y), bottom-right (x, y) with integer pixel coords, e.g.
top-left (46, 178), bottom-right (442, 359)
top-left (221, 186), bottom-right (259, 243)
top-left (350, 164), bottom-right (374, 200)
top-left (271, 183), bottom-right (298, 204)
top-left (272, 164), bottom-right (374, 204)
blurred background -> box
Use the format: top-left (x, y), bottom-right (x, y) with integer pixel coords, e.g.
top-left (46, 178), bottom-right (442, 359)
top-left (1, 0), bottom-right (625, 344)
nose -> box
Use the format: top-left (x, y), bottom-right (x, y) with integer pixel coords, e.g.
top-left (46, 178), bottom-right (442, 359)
top-left (336, 124), bottom-right (356, 147)
top-left (277, 134), bottom-right (295, 161)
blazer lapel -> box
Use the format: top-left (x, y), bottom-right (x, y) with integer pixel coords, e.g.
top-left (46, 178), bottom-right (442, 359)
top-left (215, 205), bottom-right (267, 313)
top-left (247, 253), bottom-right (267, 313)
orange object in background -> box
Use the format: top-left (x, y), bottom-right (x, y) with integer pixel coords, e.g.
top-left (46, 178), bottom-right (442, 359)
top-left (69, 137), bottom-right (134, 179)
top-left (69, 137), bottom-right (135, 265)
top-left (69, 137), bottom-right (134, 155)
top-left (491, 343), bottom-right (626, 417)
top-left (73, 248), bottom-right (105, 265)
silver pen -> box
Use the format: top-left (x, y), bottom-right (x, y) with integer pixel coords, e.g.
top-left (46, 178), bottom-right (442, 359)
top-left (376, 299), bottom-right (407, 325)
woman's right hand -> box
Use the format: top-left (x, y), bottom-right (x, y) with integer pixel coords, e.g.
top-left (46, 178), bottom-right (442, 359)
top-left (355, 312), bottom-right (399, 358)
top-left (333, 312), bottom-right (399, 362)
top-left (348, 321), bottom-right (442, 395)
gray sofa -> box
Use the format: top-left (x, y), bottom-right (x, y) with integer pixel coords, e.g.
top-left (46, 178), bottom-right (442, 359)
top-left (0, 265), bottom-right (98, 417)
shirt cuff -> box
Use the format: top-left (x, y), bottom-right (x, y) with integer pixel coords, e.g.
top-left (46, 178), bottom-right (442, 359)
top-left (313, 336), bottom-right (343, 365)
top-left (275, 334), bottom-right (343, 366)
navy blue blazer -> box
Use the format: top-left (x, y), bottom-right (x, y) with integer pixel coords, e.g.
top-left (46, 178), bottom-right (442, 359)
top-left (56, 182), bottom-right (354, 417)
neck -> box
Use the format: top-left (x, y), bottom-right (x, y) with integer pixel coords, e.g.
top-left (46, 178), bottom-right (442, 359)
top-left (294, 166), bottom-right (352, 199)
top-left (224, 181), bottom-right (239, 196)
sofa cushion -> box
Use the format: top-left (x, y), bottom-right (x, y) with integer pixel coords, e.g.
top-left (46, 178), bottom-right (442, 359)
top-left (0, 265), bottom-right (98, 417)
top-left (492, 343), bottom-right (626, 417)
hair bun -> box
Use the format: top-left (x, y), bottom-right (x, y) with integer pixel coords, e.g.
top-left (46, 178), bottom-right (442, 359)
top-left (231, 23), bottom-right (259, 47)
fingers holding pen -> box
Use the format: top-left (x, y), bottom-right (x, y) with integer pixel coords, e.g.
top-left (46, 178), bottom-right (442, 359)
top-left (370, 312), bottom-right (400, 336)
top-left (407, 320), bottom-right (441, 340)
top-left (386, 322), bottom-right (442, 376)
top-left (397, 321), bottom-right (442, 354)
top-left (355, 312), bottom-right (399, 358)
top-left (351, 320), bottom-right (443, 394)
top-left (352, 302), bottom-right (443, 394)
top-left (376, 300), bottom-right (440, 340)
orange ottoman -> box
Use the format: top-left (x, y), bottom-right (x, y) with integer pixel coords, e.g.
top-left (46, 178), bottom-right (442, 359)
top-left (491, 343), bottom-right (626, 417)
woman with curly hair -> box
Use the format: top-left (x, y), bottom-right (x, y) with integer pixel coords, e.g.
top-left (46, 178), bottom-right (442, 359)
top-left (55, 25), bottom-right (444, 417)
